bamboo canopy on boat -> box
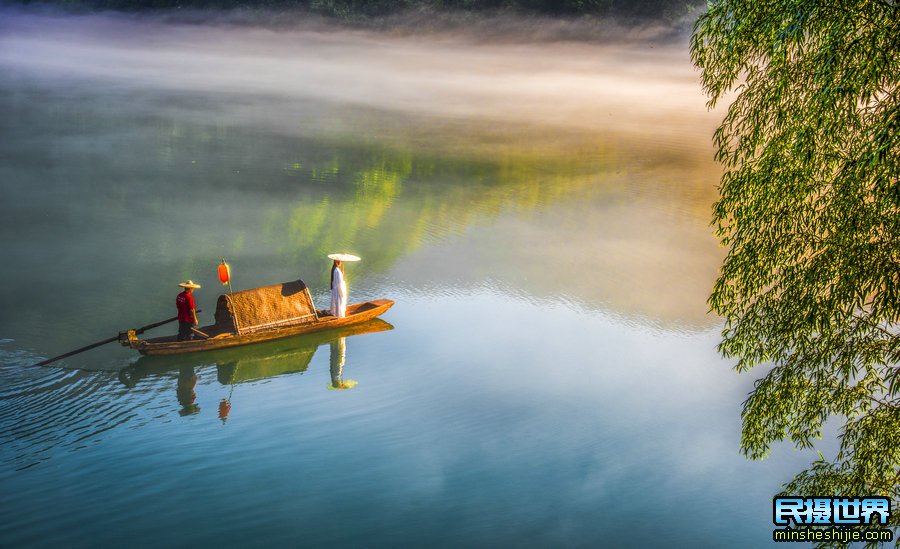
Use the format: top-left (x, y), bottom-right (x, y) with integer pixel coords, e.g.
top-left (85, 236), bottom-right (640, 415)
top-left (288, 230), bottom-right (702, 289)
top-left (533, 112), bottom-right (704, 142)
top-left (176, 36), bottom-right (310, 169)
top-left (214, 279), bottom-right (318, 335)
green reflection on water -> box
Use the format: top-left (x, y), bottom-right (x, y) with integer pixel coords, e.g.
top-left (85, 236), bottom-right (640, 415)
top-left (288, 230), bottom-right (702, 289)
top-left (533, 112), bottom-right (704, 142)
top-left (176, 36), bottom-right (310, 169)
top-left (1, 69), bottom-right (720, 363)
top-left (0, 81), bottom-right (614, 353)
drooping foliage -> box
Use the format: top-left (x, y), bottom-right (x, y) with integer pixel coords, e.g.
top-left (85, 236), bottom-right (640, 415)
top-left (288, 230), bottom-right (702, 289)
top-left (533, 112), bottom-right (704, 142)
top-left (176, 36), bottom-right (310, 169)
top-left (691, 0), bottom-right (900, 543)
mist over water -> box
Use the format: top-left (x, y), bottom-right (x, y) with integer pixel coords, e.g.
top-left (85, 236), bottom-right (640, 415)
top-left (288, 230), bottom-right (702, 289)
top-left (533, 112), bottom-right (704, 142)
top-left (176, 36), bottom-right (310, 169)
top-left (0, 8), bottom-right (714, 142)
top-left (0, 9), bottom-right (812, 549)
top-left (0, 8), bottom-right (723, 331)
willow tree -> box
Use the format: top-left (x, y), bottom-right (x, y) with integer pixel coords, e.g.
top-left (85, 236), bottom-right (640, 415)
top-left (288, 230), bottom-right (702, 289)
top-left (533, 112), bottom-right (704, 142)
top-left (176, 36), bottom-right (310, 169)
top-left (690, 0), bottom-right (900, 537)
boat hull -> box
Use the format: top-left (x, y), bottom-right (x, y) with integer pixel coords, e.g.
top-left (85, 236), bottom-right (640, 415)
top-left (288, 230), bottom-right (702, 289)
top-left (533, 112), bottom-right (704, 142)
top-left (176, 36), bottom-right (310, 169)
top-left (128, 299), bottom-right (393, 356)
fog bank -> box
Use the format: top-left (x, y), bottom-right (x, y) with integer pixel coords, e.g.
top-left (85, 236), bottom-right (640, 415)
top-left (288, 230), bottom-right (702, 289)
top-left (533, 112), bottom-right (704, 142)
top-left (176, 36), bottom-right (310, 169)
top-left (0, 9), bottom-right (715, 144)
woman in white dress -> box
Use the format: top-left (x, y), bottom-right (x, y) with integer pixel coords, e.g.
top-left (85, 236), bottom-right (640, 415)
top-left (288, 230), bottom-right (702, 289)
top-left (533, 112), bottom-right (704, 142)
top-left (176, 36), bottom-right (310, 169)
top-left (330, 259), bottom-right (347, 318)
top-left (328, 253), bottom-right (360, 318)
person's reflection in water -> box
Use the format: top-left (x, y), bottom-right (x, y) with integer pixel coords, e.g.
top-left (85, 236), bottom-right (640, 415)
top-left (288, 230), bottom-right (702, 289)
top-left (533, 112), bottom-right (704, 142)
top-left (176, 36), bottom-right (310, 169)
top-left (328, 337), bottom-right (357, 390)
top-left (177, 366), bottom-right (200, 416)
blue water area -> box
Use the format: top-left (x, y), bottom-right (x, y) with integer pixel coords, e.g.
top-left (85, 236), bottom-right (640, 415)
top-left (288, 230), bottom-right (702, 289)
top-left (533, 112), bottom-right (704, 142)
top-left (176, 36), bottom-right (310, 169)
top-left (0, 11), bottom-right (824, 547)
top-left (0, 292), bottom-right (817, 547)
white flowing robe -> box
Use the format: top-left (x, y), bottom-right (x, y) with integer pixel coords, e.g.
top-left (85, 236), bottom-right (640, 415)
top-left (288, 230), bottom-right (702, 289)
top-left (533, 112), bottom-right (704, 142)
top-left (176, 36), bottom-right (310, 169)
top-left (330, 267), bottom-right (347, 318)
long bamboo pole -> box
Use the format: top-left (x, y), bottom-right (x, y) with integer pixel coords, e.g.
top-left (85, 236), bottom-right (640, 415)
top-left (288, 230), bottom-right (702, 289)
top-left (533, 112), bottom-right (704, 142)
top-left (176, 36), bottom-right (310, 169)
top-left (31, 310), bottom-right (201, 367)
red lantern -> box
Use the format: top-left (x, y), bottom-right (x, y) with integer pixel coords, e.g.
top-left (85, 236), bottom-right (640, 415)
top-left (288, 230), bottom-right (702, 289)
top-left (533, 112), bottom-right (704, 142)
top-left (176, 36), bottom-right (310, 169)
top-left (218, 260), bottom-right (231, 285)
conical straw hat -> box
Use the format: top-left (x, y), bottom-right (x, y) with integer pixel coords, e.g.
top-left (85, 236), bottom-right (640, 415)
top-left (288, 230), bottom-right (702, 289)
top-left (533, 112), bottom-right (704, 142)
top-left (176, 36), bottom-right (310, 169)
top-left (178, 280), bottom-right (202, 289)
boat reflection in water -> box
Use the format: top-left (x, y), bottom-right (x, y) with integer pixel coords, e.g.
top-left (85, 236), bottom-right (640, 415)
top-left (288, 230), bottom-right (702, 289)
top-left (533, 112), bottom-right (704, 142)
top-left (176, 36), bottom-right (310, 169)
top-left (119, 319), bottom-right (393, 416)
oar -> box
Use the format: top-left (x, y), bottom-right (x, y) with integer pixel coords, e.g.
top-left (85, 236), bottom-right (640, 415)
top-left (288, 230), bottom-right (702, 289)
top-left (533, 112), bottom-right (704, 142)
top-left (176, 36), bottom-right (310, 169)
top-left (32, 311), bottom-right (201, 367)
top-left (191, 327), bottom-right (210, 339)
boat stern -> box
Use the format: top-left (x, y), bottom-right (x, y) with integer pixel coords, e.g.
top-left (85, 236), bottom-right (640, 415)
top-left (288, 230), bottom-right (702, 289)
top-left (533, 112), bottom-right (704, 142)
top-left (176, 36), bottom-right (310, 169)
top-left (119, 329), bottom-right (143, 350)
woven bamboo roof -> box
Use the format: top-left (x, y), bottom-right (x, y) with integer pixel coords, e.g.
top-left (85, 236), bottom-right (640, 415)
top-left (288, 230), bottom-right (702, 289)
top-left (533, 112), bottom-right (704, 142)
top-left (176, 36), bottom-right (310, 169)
top-left (214, 279), bottom-right (318, 334)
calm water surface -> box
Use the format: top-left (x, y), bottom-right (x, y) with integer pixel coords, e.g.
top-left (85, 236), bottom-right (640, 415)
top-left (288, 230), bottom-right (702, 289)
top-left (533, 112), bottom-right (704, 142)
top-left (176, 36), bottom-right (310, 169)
top-left (0, 11), bottom-right (817, 547)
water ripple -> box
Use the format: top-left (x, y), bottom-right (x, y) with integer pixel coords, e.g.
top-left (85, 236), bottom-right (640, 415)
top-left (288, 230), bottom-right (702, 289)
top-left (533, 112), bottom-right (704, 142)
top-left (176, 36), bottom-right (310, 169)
top-left (0, 348), bottom-right (168, 470)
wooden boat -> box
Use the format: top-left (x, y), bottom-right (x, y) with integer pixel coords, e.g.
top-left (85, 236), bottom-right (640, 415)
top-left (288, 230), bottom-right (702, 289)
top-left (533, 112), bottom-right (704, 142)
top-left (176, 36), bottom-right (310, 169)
top-left (120, 278), bottom-right (393, 356)
top-left (118, 319), bottom-right (393, 387)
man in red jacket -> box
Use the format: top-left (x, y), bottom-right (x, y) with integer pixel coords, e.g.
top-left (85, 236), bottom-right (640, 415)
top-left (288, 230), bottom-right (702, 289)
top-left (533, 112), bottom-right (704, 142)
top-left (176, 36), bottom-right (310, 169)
top-left (176, 280), bottom-right (201, 341)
